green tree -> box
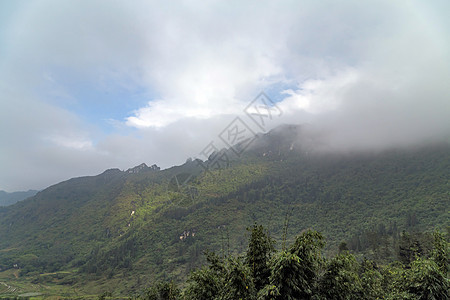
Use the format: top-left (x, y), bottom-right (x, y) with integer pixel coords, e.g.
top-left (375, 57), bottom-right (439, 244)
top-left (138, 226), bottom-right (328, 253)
top-left (219, 257), bottom-right (256, 300)
top-left (359, 259), bottom-right (384, 300)
top-left (318, 253), bottom-right (362, 300)
top-left (381, 263), bottom-right (416, 300)
top-left (407, 257), bottom-right (449, 300)
top-left (245, 224), bottom-right (275, 292)
top-left (430, 230), bottom-right (449, 275)
top-left (142, 281), bottom-right (180, 300)
top-left (260, 230), bottom-right (324, 300)
top-left (184, 264), bottom-right (222, 300)
top-left (186, 251), bottom-right (227, 299)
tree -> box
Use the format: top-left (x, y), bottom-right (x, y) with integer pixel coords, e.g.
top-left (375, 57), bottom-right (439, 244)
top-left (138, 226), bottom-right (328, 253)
top-left (219, 257), bottom-right (256, 300)
top-left (318, 253), bottom-right (362, 300)
top-left (403, 231), bottom-right (449, 300)
top-left (338, 242), bottom-right (349, 254)
top-left (430, 230), bottom-right (449, 275)
top-left (184, 266), bottom-right (221, 300)
top-left (184, 251), bottom-right (226, 300)
top-left (385, 231), bottom-right (449, 300)
top-left (407, 257), bottom-right (448, 300)
top-left (245, 224), bottom-right (275, 292)
top-left (142, 281), bottom-right (180, 300)
top-left (398, 231), bottom-right (423, 266)
top-left (358, 259), bottom-right (384, 300)
top-left (260, 230), bottom-right (324, 300)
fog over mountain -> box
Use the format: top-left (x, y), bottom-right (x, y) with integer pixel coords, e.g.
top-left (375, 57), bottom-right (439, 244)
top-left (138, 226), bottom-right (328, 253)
top-left (0, 190), bottom-right (38, 206)
top-left (0, 0), bottom-right (449, 191)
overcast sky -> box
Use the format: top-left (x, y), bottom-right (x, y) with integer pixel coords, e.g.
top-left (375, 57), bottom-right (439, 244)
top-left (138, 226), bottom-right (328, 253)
top-left (0, 0), bottom-right (449, 192)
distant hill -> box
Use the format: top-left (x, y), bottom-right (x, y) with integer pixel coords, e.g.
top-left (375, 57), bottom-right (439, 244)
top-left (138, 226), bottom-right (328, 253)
top-left (0, 124), bottom-right (448, 297)
top-left (0, 190), bottom-right (38, 206)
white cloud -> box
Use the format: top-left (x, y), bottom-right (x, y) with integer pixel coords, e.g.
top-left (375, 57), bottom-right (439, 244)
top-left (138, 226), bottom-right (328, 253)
top-left (279, 69), bottom-right (359, 115)
top-left (45, 135), bottom-right (93, 150)
top-left (0, 0), bottom-right (449, 191)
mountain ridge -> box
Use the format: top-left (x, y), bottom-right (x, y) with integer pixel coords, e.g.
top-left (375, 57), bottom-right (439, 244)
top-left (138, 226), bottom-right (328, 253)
top-left (0, 124), bottom-right (448, 297)
top-left (0, 190), bottom-right (38, 207)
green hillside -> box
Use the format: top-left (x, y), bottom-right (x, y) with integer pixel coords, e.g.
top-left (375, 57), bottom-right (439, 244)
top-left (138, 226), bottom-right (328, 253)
top-left (0, 126), bottom-right (449, 297)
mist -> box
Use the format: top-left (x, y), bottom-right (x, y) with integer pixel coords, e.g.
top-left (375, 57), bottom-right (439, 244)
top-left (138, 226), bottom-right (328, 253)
top-left (0, 0), bottom-right (449, 191)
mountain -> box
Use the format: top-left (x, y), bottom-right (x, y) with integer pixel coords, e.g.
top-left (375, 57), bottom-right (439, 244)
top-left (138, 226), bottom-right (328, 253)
top-left (0, 190), bottom-right (38, 206)
top-left (0, 124), bottom-right (449, 297)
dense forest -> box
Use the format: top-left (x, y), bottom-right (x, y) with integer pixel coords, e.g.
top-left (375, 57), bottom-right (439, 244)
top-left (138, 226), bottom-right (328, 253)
top-left (132, 224), bottom-right (449, 300)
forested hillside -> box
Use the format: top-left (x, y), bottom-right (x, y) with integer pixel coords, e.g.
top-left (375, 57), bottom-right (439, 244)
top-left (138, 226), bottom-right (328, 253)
top-left (136, 225), bottom-right (449, 300)
top-left (0, 126), bottom-right (448, 298)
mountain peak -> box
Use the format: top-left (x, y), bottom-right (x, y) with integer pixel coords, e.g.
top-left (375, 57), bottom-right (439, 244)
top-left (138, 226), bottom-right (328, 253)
top-left (126, 163), bottom-right (160, 174)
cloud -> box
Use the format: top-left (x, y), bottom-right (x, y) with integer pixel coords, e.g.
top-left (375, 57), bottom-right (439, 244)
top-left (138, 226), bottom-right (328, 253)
top-left (0, 0), bottom-right (449, 191)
